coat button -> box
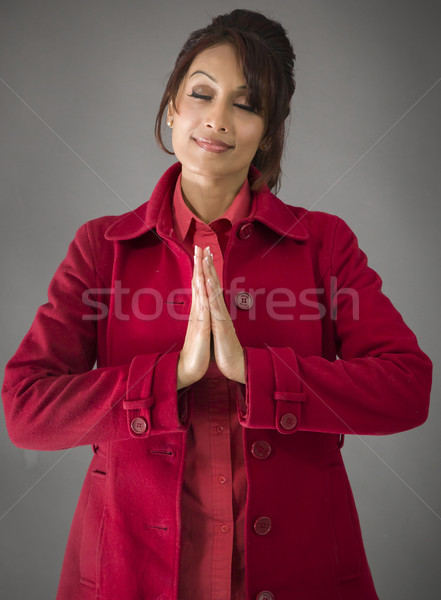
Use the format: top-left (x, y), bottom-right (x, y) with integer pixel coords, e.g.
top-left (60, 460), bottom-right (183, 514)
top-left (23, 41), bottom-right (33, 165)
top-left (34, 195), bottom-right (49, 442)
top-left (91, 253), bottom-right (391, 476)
top-left (251, 440), bottom-right (272, 460)
top-left (253, 516), bottom-right (272, 535)
top-left (256, 593), bottom-right (274, 600)
top-left (238, 222), bottom-right (254, 239)
top-left (280, 413), bottom-right (297, 430)
top-left (234, 291), bottom-right (254, 310)
top-left (131, 417), bottom-right (147, 434)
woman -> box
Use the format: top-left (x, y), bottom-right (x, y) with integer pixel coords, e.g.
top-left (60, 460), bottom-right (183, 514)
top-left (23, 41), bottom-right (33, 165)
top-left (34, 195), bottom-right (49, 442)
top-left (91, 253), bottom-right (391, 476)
top-left (2, 9), bottom-right (432, 600)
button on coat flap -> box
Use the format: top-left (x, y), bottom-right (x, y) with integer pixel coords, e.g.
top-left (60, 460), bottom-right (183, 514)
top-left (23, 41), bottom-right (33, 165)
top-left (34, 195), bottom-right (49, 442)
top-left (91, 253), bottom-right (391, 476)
top-left (279, 413), bottom-right (297, 430)
top-left (265, 348), bottom-right (308, 434)
top-left (130, 417), bottom-right (147, 435)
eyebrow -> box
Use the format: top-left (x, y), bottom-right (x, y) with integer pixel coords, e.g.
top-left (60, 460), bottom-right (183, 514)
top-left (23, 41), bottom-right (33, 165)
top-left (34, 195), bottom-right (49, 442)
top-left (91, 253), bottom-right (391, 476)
top-left (189, 70), bottom-right (247, 89)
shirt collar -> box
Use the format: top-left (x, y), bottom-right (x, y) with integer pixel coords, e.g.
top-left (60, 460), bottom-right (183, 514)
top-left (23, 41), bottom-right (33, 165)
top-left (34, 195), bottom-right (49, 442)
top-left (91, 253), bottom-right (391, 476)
top-left (171, 172), bottom-right (252, 243)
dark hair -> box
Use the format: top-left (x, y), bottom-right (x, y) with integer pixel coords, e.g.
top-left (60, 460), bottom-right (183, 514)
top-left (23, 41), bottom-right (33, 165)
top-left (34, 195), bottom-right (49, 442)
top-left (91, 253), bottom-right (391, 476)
top-left (154, 9), bottom-right (296, 193)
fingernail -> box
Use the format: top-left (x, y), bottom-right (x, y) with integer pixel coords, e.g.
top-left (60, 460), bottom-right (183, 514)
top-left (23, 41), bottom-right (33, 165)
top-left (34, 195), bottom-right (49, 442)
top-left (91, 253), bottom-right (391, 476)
top-left (206, 246), bottom-right (210, 254)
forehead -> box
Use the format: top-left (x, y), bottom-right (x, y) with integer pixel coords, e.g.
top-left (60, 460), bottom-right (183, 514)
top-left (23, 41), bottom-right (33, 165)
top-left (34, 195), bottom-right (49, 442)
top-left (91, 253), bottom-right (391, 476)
top-left (186, 43), bottom-right (246, 84)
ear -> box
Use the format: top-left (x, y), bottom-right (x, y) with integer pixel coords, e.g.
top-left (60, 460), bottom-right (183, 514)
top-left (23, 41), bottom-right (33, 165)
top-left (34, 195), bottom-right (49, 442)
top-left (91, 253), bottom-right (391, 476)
top-left (167, 101), bottom-right (174, 121)
top-left (166, 102), bottom-right (175, 128)
top-left (259, 136), bottom-right (271, 152)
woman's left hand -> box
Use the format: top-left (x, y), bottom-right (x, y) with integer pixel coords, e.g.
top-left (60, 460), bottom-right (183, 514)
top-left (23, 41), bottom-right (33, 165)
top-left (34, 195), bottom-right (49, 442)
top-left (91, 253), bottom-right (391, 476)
top-left (200, 246), bottom-right (246, 384)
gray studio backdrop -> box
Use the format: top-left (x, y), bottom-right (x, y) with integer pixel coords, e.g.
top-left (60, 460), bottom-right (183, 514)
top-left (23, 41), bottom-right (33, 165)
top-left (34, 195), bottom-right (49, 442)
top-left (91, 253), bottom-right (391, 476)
top-left (1, 0), bottom-right (440, 598)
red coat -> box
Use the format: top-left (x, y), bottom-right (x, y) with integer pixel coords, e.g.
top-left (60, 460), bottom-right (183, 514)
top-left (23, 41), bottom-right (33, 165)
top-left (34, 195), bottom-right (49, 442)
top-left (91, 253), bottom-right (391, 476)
top-left (2, 162), bottom-right (432, 600)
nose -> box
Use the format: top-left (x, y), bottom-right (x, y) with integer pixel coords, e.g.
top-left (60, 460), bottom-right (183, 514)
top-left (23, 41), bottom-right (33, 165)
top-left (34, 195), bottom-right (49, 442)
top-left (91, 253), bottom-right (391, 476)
top-left (204, 101), bottom-right (230, 133)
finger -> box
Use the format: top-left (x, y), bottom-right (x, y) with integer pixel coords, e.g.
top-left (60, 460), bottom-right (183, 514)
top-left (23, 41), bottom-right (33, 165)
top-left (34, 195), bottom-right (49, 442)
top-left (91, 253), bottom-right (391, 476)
top-left (202, 248), bottom-right (219, 284)
top-left (202, 255), bottom-right (226, 318)
top-left (193, 247), bottom-right (205, 319)
top-left (194, 252), bottom-right (204, 321)
top-left (195, 247), bottom-right (211, 321)
top-left (197, 249), bottom-right (212, 312)
top-left (190, 254), bottom-right (200, 322)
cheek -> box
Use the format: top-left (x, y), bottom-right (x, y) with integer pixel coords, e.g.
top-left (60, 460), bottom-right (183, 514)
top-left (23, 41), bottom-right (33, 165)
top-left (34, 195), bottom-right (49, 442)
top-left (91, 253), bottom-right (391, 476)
top-left (175, 100), bottom-right (201, 127)
top-left (240, 124), bottom-right (265, 150)
top-left (172, 110), bottom-right (197, 149)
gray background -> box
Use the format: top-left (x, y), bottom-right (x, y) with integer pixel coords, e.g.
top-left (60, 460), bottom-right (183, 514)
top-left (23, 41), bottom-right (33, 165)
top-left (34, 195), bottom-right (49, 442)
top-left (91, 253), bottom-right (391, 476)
top-left (1, 0), bottom-right (440, 598)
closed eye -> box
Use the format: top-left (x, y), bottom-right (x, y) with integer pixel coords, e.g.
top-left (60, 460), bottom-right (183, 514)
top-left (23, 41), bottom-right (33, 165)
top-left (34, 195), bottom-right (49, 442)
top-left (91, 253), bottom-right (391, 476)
top-left (234, 103), bottom-right (256, 113)
top-left (188, 91), bottom-right (211, 101)
top-left (188, 92), bottom-right (256, 113)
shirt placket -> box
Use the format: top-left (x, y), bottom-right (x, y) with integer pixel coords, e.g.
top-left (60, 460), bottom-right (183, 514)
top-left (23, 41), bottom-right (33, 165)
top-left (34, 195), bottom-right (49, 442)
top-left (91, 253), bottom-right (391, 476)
top-left (208, 376), bottom-right (234, 600)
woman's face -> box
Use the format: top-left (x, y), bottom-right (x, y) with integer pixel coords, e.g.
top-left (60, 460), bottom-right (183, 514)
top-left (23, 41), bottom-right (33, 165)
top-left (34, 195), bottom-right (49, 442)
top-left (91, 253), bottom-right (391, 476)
top-left (168, 43), bottom-right (266, 184)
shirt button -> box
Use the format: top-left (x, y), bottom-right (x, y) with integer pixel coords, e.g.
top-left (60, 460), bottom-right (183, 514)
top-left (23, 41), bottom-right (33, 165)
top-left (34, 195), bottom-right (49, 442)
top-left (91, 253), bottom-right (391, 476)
top-left (130, 417), bottom-right (147, 434)
top-left (251, 440), bottom-right (272, 460)
top-left (218, 475), bottom-right (226, 484)
top-left (216, 425), bottom-right (224, 434)
top-left (220, 524), bottom-right (229, 533)
top-left (238, 222), bottom-right (254, 239)
top-left (253, 516), bottom-right (272, 535)
top-left (234, 291), bottom-right (254, 310)
top-left (280, 413), bottom-right (297, 430)
top-left (256, 592), bottom-right (274, 600)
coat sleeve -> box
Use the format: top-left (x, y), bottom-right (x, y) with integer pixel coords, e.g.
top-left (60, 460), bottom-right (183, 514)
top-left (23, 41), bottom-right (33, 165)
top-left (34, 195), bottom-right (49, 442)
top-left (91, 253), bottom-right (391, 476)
top-left (237, 215), bottom-right (432, 436)
top-left (1, 222), bottom-right (190, 451)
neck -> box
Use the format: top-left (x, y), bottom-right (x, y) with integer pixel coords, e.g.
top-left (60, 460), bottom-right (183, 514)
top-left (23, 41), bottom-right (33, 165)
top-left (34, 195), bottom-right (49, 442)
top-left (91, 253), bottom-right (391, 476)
top-left (180, 167), bottom-right (248, 224)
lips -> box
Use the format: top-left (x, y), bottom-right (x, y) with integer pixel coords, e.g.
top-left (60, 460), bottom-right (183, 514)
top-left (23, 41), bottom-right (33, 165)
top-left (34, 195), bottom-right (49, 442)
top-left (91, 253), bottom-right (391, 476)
top-left (193, 137), bottom-right (233, 153)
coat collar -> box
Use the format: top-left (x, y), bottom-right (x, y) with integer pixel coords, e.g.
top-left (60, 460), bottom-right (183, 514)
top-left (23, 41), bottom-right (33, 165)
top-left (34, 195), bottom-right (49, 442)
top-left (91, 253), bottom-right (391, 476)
top-left (104, 162), bottom-right (309, 242)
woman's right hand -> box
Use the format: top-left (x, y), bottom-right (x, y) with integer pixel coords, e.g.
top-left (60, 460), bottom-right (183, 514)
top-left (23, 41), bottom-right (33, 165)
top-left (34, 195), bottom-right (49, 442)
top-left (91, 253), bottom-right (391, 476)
top-left (177, 245), bottom-right (212, 389)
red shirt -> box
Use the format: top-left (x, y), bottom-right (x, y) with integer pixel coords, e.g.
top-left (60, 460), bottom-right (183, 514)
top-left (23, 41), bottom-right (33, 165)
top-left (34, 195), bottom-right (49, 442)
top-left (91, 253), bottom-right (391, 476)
top-left (172, 174), bottom-right (250, 599)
